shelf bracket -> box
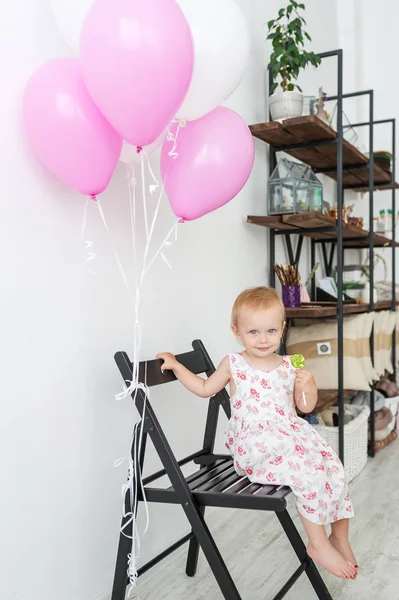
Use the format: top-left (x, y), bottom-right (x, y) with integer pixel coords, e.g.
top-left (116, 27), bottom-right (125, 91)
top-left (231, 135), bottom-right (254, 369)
top-left (321, 242), bottom-right (336, 277)
top-left (284, 235), bottom-right (304, 266)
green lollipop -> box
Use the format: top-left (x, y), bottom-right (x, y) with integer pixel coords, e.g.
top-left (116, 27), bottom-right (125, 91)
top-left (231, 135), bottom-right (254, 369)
top-left (291, 354), bottom-right (307, 406)
top-left (291, 353), bottom-right (305, 369)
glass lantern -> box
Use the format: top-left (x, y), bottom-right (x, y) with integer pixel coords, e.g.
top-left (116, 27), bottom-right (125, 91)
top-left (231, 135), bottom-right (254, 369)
top-left (267, 157), bottom-right (323, 215)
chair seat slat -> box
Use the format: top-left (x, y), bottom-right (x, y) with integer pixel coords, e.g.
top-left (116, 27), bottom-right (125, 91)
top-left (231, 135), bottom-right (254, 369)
top-left (185, 460), bottom-right (233, 490)
top-left (211, 472), bottom-right (244, 493)
top-left (194, 466), bottom-right (237, 492)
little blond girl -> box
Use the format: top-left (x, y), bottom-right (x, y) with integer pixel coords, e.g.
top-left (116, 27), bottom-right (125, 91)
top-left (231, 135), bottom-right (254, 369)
top-left (157, 287), bottom-right (357, 580)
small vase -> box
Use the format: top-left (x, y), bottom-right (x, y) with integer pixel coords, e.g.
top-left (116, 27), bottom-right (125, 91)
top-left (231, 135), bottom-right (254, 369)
top-left (315, 102), bottom-right (329, 124)
top-left (282, 285), bottom-right (301, 308)
top-left (300, 285), bottom-right (311, 303)
top-left (328, 208), bottom-right (347, 223)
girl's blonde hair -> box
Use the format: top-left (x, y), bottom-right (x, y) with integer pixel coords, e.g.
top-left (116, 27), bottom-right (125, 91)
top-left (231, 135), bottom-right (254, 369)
top-left (231, 286), bottom-right (285, 328)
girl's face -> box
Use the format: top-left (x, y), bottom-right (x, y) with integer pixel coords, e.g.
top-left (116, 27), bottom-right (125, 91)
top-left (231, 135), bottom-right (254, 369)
top-left (233, 305), bottom-right (285, 359)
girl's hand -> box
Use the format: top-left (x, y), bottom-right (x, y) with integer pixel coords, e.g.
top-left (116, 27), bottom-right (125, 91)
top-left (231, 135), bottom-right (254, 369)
top-left (156, 352), bottom-right (178, 372)
top-left (295, 369), bottom-right (316, 394)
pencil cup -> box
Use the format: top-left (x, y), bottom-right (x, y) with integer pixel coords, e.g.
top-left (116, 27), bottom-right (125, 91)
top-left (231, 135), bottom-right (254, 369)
top-left (282, 285), bottom-right (301, 308)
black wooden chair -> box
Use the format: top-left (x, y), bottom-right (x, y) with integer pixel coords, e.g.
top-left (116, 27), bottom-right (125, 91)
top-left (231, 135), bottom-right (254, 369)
top-left (111, 340), bottom-right (332, 600)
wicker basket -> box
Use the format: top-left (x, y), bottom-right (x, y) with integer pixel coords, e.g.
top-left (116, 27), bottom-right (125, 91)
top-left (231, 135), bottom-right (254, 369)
top-left (313, 405), bottom-right (370, 482)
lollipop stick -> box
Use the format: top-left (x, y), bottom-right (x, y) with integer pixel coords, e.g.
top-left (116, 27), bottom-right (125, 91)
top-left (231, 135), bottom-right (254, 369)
top-left (291, 354), bottom-right (307, 408)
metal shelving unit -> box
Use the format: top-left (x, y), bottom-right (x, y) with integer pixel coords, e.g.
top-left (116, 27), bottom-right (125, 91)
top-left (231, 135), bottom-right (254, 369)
top-left (249, 49), bottom-right (397, 462)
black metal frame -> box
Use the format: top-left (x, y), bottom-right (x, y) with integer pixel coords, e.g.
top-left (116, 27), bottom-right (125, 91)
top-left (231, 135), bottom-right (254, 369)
top-left (267, 49), bottom-right (397, 462)
top-left (110, 340), bottom-right (333, 600)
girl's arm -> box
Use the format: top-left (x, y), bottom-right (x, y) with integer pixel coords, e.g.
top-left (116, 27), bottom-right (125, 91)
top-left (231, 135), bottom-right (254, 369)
top-left (156, 352), bottom-right (231, 398)
top-left (294, 369), bottom-right (318, 413)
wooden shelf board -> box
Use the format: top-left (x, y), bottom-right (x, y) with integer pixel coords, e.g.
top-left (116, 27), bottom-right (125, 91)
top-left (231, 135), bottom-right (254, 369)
top-left (250, 116), bottom-right (398, 191)
top-left (285, 300), bottom-right (398, 319)
top-left (343, 301), bottom-right (397, 314)
top-left (246, 215), bottom-right (299, 231)
top-left (282, 211), bottom-right (335, 228)
top-left (286, 303), bottom-right (337, 318)
top-left (344, 233), bottom-right (398, 248)
top-left (247, 212), bottom-right (398, 247)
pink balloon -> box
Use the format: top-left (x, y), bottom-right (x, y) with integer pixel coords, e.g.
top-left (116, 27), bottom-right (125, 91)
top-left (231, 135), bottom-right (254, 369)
top-left (161, 107), bottom-right (255, 221)
top-left (23, 58), bottom-right (122, 197)
top-left (80, 0), bottom-right (194, 148)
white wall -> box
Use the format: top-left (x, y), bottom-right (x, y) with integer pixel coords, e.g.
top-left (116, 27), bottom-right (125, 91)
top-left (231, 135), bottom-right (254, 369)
top-left (0, 1), bottom-right (338, 599)
top-left (352, 0), bottom-right (399, 283)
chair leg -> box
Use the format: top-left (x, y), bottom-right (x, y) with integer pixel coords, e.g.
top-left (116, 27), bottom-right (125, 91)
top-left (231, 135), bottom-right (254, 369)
top-left (185, 506), bottom-right (205, 577)
top-left (182, 501), bottom-right (242, 599)
top-left (110, 526), bottom-right (131, 600)
top-left (111, 489), bottom-right (136, 600)
top-left (275, 510), bottom-right (333, 600)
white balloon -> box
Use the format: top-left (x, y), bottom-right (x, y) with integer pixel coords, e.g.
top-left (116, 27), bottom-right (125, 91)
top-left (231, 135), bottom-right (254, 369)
top-left (120, 130), bottom-right (166, 165)
top-left (50, 0), bottom-right (95, 53)
top-left (176, 0), bottom-right (250, 122)
top-left (50, 0), bottom-right (250, 122)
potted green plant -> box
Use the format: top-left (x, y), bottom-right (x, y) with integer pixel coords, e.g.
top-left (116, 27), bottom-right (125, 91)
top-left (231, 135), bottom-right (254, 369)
top-left (267, 0), bottom-right (321, 121)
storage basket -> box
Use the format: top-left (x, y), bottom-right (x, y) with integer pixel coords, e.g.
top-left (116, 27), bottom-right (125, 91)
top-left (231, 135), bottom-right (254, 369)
top-left (313, 405), bottom-right (370, 482)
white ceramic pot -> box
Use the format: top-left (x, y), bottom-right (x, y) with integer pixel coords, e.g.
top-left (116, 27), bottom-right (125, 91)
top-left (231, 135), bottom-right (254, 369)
top-left (269, 91), bottom-right (304, 122)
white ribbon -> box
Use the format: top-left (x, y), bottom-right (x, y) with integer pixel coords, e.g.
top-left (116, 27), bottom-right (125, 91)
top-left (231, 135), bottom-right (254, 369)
top-left (142, 150), bottom-right (160, 196)
top-left (166, 121), bottom-right (184, 160)
top-left (81, 199), bottom-right (96, 275)
top-left (144, 218), bottom-right (182, 277)
top-left (97, 201), bottom-right (131, 297)
top-left (95, 144), bottom-right (182, 591)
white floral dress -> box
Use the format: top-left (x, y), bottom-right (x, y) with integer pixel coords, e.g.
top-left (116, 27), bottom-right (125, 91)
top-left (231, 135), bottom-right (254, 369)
top-left (225, 353), bottom-right (354, 525)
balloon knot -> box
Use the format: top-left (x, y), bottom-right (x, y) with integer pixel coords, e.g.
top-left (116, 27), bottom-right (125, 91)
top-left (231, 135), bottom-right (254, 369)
top-left (136, 146), bottom-right (143, 154)
top-left (179, 120), bottom-right (187, 128)
top-left (178, 217), bottom-right (185, 224)
top-left (90, 194), bottom-right (97, 202)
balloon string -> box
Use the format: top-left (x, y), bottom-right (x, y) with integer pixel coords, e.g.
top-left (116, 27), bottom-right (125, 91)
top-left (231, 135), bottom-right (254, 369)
top-left (141, 160), bottom-right (167, 282)
top-left (141, 153), bottom-right (149, 241)
top-left (97, 201), bottom-right (131, 297)
top-left (166, 123), bottom-right (182, 160)
top-left (142, 150), bottom-right (159, 196)
top-left (144, 218), bottom-right (182, 277)
top-left (81, 199), bottom-right (96, 275)
top-left (85, 186), bottom-right (149, 592)
top-left (98, 190), bottom-right (149, 590)
top-left (111, 154), bottom-right (169, 588)
top-left (127, 164), bottom-right (139, 291)
top-left (106, 139), bottom-right (182, 590)
top-left (140, 129), bottom-right (180, 282)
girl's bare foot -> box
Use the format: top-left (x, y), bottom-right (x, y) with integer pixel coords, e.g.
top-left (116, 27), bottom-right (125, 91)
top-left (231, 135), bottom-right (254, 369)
top-left (307, 539), bottom-right (357, 579)
top-left (329, 533), bottom-right (358, 572)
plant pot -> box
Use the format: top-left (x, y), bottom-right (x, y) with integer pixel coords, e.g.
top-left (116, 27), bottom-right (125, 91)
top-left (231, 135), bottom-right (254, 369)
top-left (269, 91), bottom-right (304, 122)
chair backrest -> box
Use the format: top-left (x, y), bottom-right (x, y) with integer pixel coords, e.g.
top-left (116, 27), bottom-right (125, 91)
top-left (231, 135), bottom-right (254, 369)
top-left (120, 347), bottom-right (209, 388)
top-left (114, 340), bottom-right (231, 470)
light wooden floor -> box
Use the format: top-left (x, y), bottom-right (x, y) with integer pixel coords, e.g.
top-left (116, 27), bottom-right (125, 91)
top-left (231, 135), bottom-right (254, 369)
top-left (135, 441), bottom-right (399, 600)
